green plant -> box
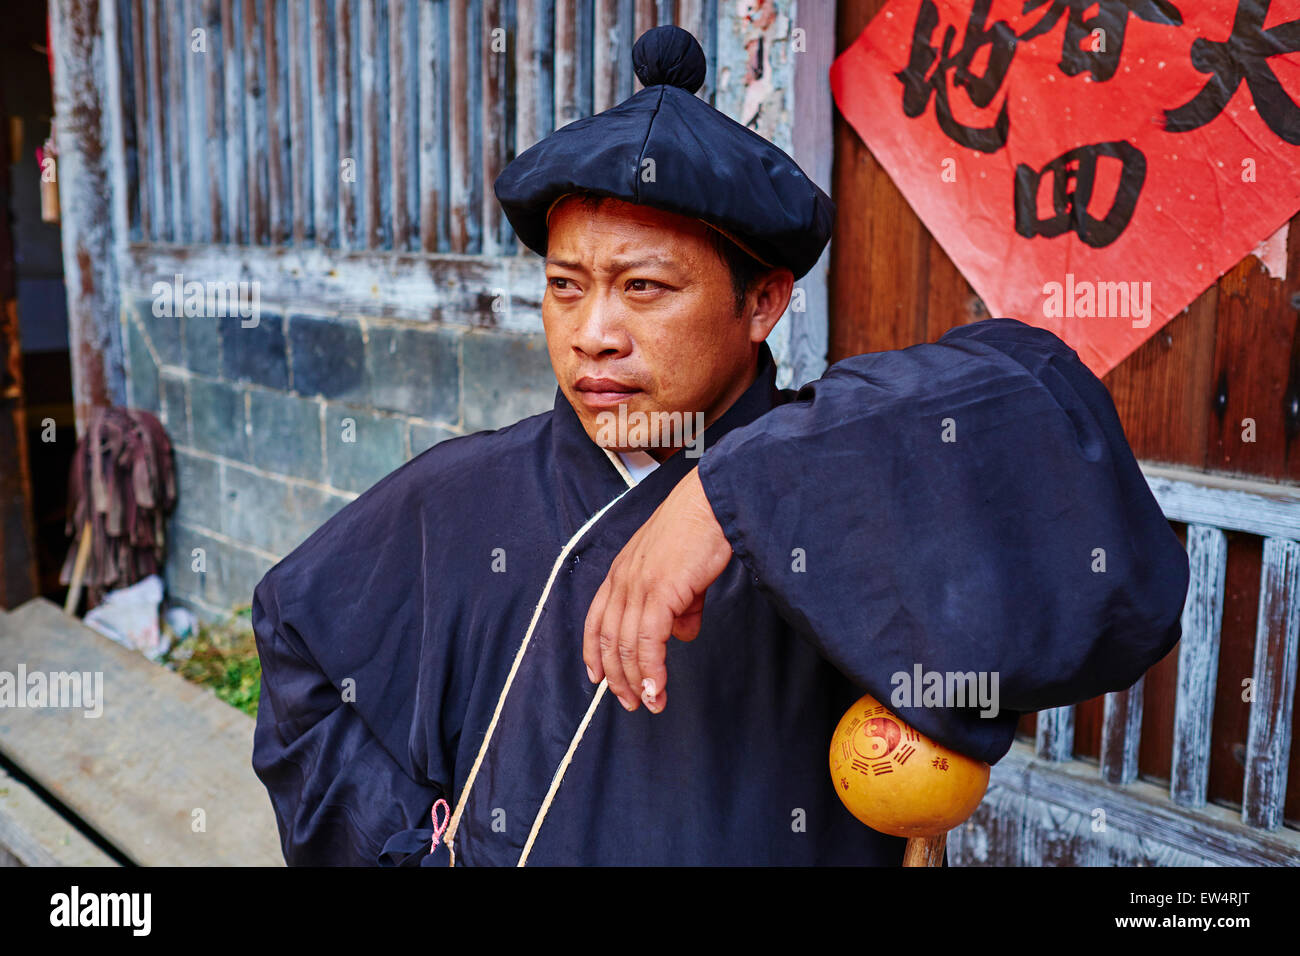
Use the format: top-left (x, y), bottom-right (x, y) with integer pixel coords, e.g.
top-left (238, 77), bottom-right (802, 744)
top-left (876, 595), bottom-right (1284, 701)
top-left (161, 605), bottom-right (262, 718)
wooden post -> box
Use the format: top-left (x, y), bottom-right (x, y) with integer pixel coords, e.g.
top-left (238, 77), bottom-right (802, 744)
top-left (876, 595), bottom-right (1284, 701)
top-left (49, 0), bottom-right (127, 434)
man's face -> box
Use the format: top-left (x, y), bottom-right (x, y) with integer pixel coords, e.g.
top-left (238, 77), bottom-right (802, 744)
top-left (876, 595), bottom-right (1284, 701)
top-left (543, 195), bottom-right (785, 462)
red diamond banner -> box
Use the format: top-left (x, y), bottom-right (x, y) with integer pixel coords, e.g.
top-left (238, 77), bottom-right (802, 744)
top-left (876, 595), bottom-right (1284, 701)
top-left (830, 0), bottom-right (1300, 376)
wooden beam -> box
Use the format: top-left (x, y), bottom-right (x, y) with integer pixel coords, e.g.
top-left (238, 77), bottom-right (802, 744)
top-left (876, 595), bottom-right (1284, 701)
top-left (146, 0), bottom-right (170, 239)
top-left (221, 0), bottom-right (247, 242)
top-left (129, 0), bottom-right (152, 237)
top-left (1035, 705), bottom-right (1075, 762)
top-left (289, 0), bottom-right (312, 244)
top-left (203, 0), bottom-right (225, 242)
top-left (592, 0), bottom-right (619, 114)
top-left (1100, 678), bottom-right (1144, 786)
top-left (185, 0), bottom-right (212, 242)
top-left (100, 0), bottom-right (132, 279)
top-left (787, 0), bottom-right (835, 386)
top-left (962, 739), bottom-right (1300, 865)
top-left (1243, 537), bottom-right (1300, 830)
top-left (675, 0), bottom-right (710, 101)
top-left (122, 242), bottom-right (547, 331)
top-left (481, 0), bottom-right (507, 255)
top-left (448, 0), bottom-right (471, 250)
top-left (515, 0), bottom-right (539, 151)
top-left (634, 0), bottom-right (657, 52)
top-left (390, 0), bottom-right (412, 251)
top-left (1170, 524), bottom-right (1227, 808)
top-left (1141, 462), bottom-right (1300, 539)
top-left (243, 0), bottom-right (269, 244)
top-left (417, 0), bottom-right (445, 252)
top-left (554, 0), bottom-right (577, 128)
top-left (336, 0), bottom-right (358, 249)
top-left (167, 0), bottom-right (190, 241)
top-left (265, 0), bottom-right (289, 244)
top-left (360, 0), bottom-right (385, 248)
top-left (311, 0), bottom-right (338, 247)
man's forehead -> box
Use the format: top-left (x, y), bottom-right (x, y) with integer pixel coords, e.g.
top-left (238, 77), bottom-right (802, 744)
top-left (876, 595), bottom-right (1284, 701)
top-left (546, 197), bottom-right (714, 270)
top-left (550, 194), bottom-right (709, 236)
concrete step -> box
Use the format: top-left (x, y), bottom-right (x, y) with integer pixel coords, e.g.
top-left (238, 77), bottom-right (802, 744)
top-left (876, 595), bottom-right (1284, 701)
top-left (0, 765), bottom-right (119, 866)
top-left (0, 598), bottom-right (282, 865)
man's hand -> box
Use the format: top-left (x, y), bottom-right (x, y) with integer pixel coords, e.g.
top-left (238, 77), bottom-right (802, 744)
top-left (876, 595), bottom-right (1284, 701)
top-left (582, 468), bottom-right (733, 714)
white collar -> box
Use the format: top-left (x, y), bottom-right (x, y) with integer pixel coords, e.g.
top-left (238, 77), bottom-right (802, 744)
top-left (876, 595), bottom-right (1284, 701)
top-left (616, 450), bottom-right (661, 485)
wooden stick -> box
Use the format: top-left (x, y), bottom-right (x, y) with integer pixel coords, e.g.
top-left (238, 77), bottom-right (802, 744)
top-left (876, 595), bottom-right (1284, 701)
top-left (63, 519), bottom-right (93, 615)
top-left (903, 833), bottom-right (947, 867)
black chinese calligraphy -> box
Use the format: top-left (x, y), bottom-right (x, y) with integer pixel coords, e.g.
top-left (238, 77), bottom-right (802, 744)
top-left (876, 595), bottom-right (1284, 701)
top-left (1014, 140), bottom-right (1148, 248)
top-left (1019, 0), bottom-right (1184, 83)
top-left (896, 0), bottom-right (1018, 152)
top-left (1164, 0), bottom-right (1300, 146)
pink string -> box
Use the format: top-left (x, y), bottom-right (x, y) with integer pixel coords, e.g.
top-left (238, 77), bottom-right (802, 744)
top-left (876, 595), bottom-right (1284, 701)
top-left (429, 798), bottom-right (451, 855)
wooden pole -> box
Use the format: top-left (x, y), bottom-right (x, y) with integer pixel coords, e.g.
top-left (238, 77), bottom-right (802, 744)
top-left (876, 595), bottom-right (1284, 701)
top-left (63, 520), bottom-right (93, 615)
top-left (49, 0), bottom-right (126, 434)
top-left (903, 833), bottom-right (947, 867)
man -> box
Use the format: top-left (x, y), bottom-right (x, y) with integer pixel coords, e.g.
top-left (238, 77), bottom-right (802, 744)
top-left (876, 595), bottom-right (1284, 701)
top-left (250, 26), bottom-right (1190, 866)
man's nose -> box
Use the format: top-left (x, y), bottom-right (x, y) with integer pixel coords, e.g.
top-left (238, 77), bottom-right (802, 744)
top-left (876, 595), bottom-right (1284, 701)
top-left (572, 290), bottom-right (631, 358)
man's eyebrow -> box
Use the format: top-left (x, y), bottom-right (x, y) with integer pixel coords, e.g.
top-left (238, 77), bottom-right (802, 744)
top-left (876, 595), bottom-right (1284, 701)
top-left (545, 255), bottom-right (684, 275)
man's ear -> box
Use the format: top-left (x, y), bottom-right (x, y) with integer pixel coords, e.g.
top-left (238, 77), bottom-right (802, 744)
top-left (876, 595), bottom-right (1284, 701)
top-left (747, 268), bottom-right (795, 343)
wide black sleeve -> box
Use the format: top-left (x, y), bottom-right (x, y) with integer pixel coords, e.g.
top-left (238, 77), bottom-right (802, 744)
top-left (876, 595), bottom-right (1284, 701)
top-left (251, 574), bottom-right (444, 866)
top-left (697, 318), bottom-right (1189, 765)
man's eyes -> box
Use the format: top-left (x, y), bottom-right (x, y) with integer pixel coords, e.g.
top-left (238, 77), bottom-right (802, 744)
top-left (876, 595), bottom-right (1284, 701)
top-left (547, 277), bottom-right (665, 292)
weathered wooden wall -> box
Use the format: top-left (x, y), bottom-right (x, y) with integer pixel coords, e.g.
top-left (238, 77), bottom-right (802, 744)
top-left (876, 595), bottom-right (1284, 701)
top-left (831, 0), bottom-right (1300, 844)
top-left (115, 0), bottom-right (720, 256)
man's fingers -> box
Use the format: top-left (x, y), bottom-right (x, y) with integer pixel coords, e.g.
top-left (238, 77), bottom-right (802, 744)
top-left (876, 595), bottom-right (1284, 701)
top-left (616, 591), bottom-right (646, 711)
top-left (673, 592), bottom-right (707, 642)
top-left (583, 575), bottom-right (612, 683)
top-left (637, 599), bottom-right (672, 714)
top-left (599, 579), bottom-right (633, 709)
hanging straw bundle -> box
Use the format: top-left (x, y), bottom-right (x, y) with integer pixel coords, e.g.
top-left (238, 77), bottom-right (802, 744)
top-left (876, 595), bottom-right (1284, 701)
top-left (59, 406), bottom-right (176, 611)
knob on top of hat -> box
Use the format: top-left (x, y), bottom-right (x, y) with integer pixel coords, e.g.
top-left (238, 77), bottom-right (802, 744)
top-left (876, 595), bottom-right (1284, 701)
top-left (632, 25), bottom-right (707, 94)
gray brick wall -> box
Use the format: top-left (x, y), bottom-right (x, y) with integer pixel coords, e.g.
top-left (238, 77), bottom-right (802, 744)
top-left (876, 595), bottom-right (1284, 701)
top-left (121, 292), bottom-right (557, 619)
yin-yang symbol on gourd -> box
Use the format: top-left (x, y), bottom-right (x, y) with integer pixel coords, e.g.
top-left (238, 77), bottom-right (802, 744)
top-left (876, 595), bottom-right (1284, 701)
top-left (852, 716), bottom-right (902, 760)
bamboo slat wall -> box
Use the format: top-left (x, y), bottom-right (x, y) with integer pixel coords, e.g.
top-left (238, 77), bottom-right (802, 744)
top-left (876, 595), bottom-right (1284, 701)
top-left (115, 0), bottom-right (716, 256)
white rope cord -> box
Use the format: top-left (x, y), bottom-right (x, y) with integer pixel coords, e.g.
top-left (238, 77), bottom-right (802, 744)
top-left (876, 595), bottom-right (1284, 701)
top-left (516, 449), bottom-right (637, 865)
top-left (603, 446), bottom-right (635, 486)
top-left (444, 452), bottom-right (635, 866)
top-left (518, 678), bottom-right (611, 866)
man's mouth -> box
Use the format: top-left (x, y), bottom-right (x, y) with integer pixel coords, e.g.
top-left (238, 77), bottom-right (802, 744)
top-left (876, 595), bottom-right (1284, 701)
top-left (574, 377), bottom-right (642, 409)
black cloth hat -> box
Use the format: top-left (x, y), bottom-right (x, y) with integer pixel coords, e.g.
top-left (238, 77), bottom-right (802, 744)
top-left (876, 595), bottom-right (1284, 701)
top-left (493, 25), bottom-right (835, 279)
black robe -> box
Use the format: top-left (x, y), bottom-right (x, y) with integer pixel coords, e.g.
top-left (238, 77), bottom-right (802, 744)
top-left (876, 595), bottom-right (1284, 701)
top-left (250, 317), bottom-right (1189, 866)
